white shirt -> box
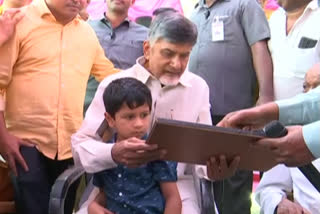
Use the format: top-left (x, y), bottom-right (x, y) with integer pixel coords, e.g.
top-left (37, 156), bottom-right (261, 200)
top-left (71, 57), bottom-right (212, 211)
top-left (255, 160), bottom-right (320, 214)
top-left (269, 0), bottom-right (320, 100)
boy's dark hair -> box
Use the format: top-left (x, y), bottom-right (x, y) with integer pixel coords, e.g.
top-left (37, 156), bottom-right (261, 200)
top-left (103, 77), bottom-right (152, 118)
top-left (152, 7), bottom-right (177, 16)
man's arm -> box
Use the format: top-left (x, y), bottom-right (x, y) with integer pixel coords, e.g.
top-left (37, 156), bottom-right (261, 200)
top-left (255, 164), bottom-right (293, 213)
top-left (0, 9), bottom-right (33, 176)
top-left (251, 40), bottom-right (274, 105)
top-left (240, 0), bottom-right (273, 104)
top-left (160, 182), bottom-right (182, 214)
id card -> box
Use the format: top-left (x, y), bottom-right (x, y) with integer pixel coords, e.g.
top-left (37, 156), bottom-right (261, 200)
top-left (212, 17), bottom-right (224, 42)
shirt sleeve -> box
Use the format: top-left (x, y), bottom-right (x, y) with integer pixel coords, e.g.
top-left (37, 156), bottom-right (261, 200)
top-left (276, 87), bottom-right (320, 126)
top-left (255, 164), bottom-right (292, 214)
top-left (0, 27), bottom-right (20, 111)
top-left (151, 161), bottom-right (177, 182)
top-left (90, 38), bottom-right (120, 82)
top-left (303, 121), bottom-right (320, 158)
top-left (240, 0), bottom-right (270, 46)
top-left (71, 76), bottom-right (117, 173)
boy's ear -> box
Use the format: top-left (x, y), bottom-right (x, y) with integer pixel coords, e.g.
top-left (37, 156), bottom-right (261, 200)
top-left (105, 112), bottom-right (115, 128)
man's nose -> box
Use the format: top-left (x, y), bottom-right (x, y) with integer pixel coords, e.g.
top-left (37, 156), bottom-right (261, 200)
top-left (170, 56), bottom-right (183, 70)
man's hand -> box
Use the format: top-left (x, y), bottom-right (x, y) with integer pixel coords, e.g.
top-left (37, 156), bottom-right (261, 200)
top-left (254, 126), bottom-right (315, 167)
top-left (206, 155), bottom-right (240, 180)
top-left (277, 198), bottom-right (311, 214)
top-left (217, 102), bottom-right (279, 130)
top-left (0, 132), bottom-right (34, 176)
top-left (0, 8), bottom-right (24, 46)
top-left (88, 201), bottom-right (114, 214)
top-left (111, 137), bottom-right (166, 168)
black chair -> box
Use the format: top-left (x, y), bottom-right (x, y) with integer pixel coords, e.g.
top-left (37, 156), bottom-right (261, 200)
top-left (49, 166), bottom-right (217, 214)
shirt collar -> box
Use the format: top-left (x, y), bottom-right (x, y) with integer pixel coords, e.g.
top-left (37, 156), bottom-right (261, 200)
top-left (33, 0), bottom-right (81, 23)
top-left (101, 15), bottom-right (131, 28)
top-left (307, 0), bottom-right (319, 10)
top-left (199, 0), bottom-right (230, 8)
top-left (134, 56), bottom-right (192, 88)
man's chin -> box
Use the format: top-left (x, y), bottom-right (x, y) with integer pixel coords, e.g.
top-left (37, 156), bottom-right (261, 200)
top-left (159, 76), bottom-right (180, 86)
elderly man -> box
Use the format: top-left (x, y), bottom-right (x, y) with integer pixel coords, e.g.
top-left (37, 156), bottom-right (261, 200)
top-left (84, 0), bottom-right (148, 113)
top-left (72, 13), bottom-right (215, 214)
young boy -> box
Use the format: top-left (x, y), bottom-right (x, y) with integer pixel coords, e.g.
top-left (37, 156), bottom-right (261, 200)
top-left (88, 77), bottom-right (182, 214)
top-left (303, 63), bottom-right (320, 93)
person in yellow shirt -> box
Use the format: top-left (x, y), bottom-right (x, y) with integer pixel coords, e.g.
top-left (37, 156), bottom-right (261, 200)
top-left (0, 0), bottom-right (119, 213)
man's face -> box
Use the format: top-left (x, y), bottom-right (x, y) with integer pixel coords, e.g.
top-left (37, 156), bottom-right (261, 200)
top-left (107, 0), bottom-right (134, 14)
top-left (144, 39), bottom-right (193, 86)
top-left (46, 0), bottom-right (86, 21)
top-left (276, 0), bottom-right (311, 12)
top-left (106, 103), bottom-right (151, 141)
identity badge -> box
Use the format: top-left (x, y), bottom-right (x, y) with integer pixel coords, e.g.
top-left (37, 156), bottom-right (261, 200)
top-left (212, 16), bottom-right (224, 42)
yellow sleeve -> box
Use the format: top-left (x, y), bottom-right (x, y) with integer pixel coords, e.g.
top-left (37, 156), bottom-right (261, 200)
top-left (90, 42), bottom-right (120, 82)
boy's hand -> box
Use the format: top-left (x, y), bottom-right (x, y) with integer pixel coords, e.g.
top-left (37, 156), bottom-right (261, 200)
top-left (88, 201), bottom-right (114, 214)
top-left (111, 137), bottom-right (166, 168)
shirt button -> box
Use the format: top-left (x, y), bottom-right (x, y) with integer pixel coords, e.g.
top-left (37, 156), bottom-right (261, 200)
top-left (123, 204), bottom-right (127, 208)
top-left (118, 174), bottom-right (122, 178)
top-left (119, 192), bottom-right (123, 196)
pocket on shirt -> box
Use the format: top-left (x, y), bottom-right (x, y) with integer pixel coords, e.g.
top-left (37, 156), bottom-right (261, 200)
top-left (292, 43), bottom-right (320, 78)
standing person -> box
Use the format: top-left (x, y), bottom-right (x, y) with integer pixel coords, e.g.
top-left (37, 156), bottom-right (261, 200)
top-left (72, 13), bottom-right (216, 214)
top-left (84, 0), bottom-right (148, 113)
top-left (270, 0), bottom-right (320, 101)
top-left (0, 0), bottom-right (118, 213)
top-left (88, 77), bottom-right (181, 214)
top-left (188, 0), bottom-right (274, 213)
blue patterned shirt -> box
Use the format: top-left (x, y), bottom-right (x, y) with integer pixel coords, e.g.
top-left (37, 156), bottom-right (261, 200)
top-left (93, 135), bottom-right (177, 214)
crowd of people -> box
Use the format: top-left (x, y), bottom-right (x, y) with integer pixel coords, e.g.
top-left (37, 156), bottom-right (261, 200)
top-left (0, 0), bottom-right (319, 214)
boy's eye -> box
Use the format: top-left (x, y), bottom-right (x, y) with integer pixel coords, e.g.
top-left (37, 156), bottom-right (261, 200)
top-left (141, 112), bottom-right (149, 118)
top-left (126, 115), bottom-right (135, 120)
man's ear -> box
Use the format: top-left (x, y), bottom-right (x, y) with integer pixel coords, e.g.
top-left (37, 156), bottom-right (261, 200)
top-left (143, 40), bottom-right (151, 60)
top-left (105, 112), bottom-right (115, 128)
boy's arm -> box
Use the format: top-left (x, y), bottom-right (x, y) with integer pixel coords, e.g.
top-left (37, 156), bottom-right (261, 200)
top-left (88, 188), bottom-right (114, 214)
top-left (160, 182), bottom-right (182, 214)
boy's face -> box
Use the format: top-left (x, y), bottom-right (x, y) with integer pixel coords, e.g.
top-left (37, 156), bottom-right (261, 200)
top-left (105, 103), bottom-right (151, 141)
top-left (303, 66), bottom-right (320, 93)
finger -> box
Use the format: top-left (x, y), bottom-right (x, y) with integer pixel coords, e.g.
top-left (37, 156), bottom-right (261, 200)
top-left (229, 156), bottom-right (240, 174)
top-left (12, 11), bottom-right (25, 24)
top-left (3, 8), bottom-right (20, 19)
top-left (219, 155), bottom-right (228, 169)
top-left (206, 160), bottom-right (214, 179)
top-left (126, 141), bottom-right (158, 151)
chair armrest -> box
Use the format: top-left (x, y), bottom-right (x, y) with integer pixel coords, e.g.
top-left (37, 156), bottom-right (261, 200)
top-left (49, 166), bottom-right (85, 214)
